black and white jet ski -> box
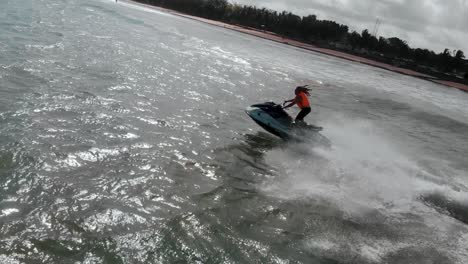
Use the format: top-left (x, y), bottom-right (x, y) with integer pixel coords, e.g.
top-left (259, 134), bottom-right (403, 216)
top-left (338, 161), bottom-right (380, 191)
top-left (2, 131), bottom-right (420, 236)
top-left (245, 102), bottom-right (325, 142)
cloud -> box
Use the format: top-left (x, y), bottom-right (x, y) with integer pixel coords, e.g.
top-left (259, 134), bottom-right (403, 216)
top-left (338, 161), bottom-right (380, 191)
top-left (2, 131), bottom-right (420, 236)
top-left (230, 0), bottom-right (468, 53)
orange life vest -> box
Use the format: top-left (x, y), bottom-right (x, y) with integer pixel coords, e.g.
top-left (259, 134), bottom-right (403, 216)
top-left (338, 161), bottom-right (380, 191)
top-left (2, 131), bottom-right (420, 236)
top-left (296, 92), bottom-right (310, 109)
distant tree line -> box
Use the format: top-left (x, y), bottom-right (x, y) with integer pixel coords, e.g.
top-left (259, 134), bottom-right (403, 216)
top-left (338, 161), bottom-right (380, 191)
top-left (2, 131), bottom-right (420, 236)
top-left (134, 0), bottom-right (467, 78)
top-left (349, 29), bottom-right (466, 74)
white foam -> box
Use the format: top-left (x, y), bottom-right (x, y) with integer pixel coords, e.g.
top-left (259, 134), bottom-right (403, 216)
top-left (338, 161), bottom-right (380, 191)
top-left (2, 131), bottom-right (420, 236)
top-left (74, 147), bottom-right (122, 163)
top-left (117, 0), bottom-right (173, 17)
top-left (123, 132), bottom-right (139, 139)
top-left (57, 154), bottom-right (82, 168)
top-left (133, 142), bottom-right (153, 149)
top-left (0, 255), bottom-right (21, 264)
top-left (84, 209), bottom-right (147, 231)
top-left (0, 208), bottom-right (20, 217)
top-left (262, 117), bottom-right (464, 217)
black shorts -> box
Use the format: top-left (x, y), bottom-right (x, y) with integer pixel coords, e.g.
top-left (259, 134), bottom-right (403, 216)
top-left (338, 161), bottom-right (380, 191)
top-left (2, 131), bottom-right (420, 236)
top-left (296, 107), bottom-right (311, 121)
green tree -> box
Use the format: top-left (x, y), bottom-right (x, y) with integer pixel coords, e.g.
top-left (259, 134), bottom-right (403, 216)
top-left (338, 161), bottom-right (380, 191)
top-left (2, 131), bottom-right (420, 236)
top-left (453, 50), bottom-right (465, 71)
top-left (347, 31), bottom-right (361, 50)
top-left (387, 37), bottom-right (409, 57)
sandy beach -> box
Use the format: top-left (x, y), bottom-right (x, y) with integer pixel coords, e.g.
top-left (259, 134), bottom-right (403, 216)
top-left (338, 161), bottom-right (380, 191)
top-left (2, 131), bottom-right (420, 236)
top-left (129, 0), bottom-right (468, 92)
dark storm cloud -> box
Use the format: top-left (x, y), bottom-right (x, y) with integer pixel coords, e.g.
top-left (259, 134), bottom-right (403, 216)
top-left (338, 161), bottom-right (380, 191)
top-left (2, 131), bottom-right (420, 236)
top-left (231, 0), bottom-right (468, 52)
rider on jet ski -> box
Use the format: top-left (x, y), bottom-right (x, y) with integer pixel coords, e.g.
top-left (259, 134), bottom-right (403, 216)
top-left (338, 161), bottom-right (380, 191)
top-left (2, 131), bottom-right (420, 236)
top-left (283, 85), bottom-right (312, 126)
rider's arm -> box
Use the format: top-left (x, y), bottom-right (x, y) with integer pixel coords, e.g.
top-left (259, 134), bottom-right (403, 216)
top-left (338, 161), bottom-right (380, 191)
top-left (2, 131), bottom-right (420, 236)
top-left (283, 96), bottom-right (299, 109)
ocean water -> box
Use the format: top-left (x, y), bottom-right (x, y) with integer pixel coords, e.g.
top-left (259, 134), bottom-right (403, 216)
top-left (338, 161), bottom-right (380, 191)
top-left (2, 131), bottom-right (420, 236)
top-left (1, 0), bottom-right (468, 263)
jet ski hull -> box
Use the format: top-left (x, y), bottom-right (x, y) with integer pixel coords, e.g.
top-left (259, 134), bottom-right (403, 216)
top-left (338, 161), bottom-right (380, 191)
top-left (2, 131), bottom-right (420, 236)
top-left (246, 102), bottom-right (328, 144)
top-left (246, 106), bottom-right (291, 139)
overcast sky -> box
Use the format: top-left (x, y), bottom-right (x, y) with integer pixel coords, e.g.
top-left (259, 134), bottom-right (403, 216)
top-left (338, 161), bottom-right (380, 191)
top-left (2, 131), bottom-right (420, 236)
top-left (231, 0), bottom-right (468, 53)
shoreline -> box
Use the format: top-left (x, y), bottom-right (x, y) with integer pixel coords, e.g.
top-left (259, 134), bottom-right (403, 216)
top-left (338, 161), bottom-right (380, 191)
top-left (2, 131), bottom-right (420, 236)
top-left (127, 0), bottom-right (468, 93)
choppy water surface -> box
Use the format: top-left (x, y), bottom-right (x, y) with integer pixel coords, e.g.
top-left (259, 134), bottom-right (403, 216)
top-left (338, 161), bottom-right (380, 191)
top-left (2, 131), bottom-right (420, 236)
top-left (1, 0), bottom-right (468, 263)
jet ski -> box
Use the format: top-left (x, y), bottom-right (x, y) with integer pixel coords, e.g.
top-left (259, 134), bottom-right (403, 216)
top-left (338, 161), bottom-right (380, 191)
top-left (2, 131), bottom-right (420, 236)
top-left (246, 102), bottom-right (325, 142)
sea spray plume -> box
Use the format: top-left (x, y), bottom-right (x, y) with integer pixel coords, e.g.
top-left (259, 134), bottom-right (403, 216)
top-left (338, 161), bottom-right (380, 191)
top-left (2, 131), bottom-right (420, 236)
top-left (262, 118), bottom-right (420, 214)
top-left (262, 116), bottom-right (468, 216)
top-left (259, 117), bottom-right (468, 263)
